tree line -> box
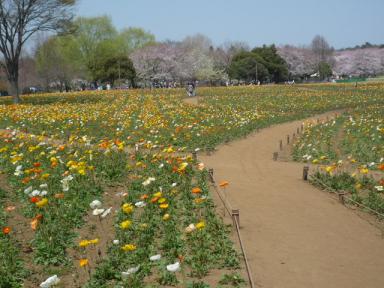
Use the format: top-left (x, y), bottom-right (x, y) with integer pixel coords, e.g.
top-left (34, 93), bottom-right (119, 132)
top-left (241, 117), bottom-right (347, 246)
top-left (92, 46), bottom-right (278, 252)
top-left (0, 0), bottom-right (361, 104)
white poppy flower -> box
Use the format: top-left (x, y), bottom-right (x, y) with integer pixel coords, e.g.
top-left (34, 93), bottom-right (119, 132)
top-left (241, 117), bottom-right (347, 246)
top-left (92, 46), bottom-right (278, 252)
top-left (41, 190), bottom-right (48, 196)
top-left (92, 208), bottom-right (105, 216)
top-left (149, 254), bottom-right (161, 261)
top-left (121, 265), bottom-right (140, 278)
top-left (375, 186), bottom-right (383, 192)
top-left (135, 201), bottom-right (146, 208)
top-left (101, 207), bottom-right (112, 218)
top-left (185, 223), bottom-right (196, 233)
top-left (171, 183), bottom-right (177, 187)
top-left (40, 275), bottom-right (60, 288)
top-left (90, 200), bottom-right (102, 209)
top-left (31, 190), bottom-right (41, 197)
top-left (40, 183), bottom-right (48, 189)
top-left (166, 262), bottom-right (180, 272)
top-left (113, 239), bottom-right (120, 245)
top-left (24, 186), bottom-right (33, 195)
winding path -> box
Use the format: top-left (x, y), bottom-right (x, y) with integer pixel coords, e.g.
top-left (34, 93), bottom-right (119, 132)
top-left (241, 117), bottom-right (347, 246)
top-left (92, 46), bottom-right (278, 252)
top-left (199, 111), bottom-right (384, 288)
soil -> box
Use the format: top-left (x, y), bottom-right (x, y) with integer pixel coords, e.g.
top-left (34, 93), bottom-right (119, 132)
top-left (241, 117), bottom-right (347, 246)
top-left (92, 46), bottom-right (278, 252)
top-left (199, 111), bottom-right (384, 288)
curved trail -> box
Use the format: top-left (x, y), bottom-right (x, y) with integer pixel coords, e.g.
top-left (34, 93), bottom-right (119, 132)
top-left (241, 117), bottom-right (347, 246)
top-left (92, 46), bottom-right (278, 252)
top-left (199, 111), bottom-right (384, 288)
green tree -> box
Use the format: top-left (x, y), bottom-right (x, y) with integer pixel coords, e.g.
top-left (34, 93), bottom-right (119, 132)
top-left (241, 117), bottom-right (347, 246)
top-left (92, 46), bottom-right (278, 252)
top-left (36, 35), bottom-right (82, 91)
top-left (73, 16), bottom-right (119, 80)
top-left (94, 55), bottom-right (136, 87)
top-left (118, 27), bottom-right (156, 54)
top-left (318, 61), bottom-right (332, 80)
top-left (0, 0), bottom-right (76, 103)
top-left (252, 45), bottom-right (288, 82)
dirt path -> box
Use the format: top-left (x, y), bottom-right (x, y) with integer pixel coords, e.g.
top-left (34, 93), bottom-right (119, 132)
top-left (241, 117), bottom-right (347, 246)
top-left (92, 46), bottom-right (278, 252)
top-left (199, 111), bottom-right (384, 288)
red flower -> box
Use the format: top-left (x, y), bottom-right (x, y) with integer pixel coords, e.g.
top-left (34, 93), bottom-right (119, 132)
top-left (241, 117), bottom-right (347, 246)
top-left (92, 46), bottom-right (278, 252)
top-left (33, 162), bottom-right (41, 167)
top-left (30, 197), bottom-right (40, 203)
top-left (2, 226), bottom-right (11, 235)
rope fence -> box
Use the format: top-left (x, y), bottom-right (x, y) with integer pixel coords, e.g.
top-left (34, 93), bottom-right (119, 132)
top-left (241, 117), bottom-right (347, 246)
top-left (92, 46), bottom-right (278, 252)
top-left (207, 168), bottom-right (255, 288)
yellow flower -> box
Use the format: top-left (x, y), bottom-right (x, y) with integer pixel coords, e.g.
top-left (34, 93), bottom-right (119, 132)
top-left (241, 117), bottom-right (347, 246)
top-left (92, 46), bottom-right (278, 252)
top-left (36, 198), bottom-right (48, 208)
top-left (120, 220), bottom-right (132, 229)
top-left (79, 240), bottom-right (90, 247)
top-left (158, 197), bottom-right (167, 204)
top-left (153, 191), bottom-right (162, 198)
top-left (89, 238), bottom-right (99, 244)
top-left (312, 159), bottom-right (319, 164)
top-left (159, 203), bottom-right (169, 209)
top-left (196, 221), bottom-right (205, 230)
top-left (121, 244), bottom-right (136, 252)
top-left (162, 214), bottom-right (170, 221)
top-left (122, 203), bottom-right (134, 214)
top-left (359, 167), bottom-right (369, 174)
top-left (41, 173), bottom-right (50, 179)
top-left (78, 169), bottom-right (86, 175)
top-left (79, 258), bottom-right (89, 267)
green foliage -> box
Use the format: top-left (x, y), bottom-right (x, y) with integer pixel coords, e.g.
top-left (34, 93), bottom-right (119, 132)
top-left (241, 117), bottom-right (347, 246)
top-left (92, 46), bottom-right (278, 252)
top-left (92, 54), bottom-right (136, 86)
top-left (318, 61), bottom-right (333, 80)
top-left (229, 45), bottom-right (288, 83)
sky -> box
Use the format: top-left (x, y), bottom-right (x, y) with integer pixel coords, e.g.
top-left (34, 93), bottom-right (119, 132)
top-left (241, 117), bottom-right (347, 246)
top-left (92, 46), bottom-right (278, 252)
top-left (76, 0), bottom-right (384, 49)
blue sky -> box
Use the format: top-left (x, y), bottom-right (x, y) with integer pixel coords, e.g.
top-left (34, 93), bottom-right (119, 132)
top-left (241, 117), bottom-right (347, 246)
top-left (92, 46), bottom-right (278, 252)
top-left (76, 0), bottom-right (384, 49)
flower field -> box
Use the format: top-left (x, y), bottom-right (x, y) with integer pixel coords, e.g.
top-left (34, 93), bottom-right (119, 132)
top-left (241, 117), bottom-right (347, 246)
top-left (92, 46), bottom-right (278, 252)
top-left (0, 83), bottom-right (384, 287)
top-left (293, 103), bottom-right (384, 215)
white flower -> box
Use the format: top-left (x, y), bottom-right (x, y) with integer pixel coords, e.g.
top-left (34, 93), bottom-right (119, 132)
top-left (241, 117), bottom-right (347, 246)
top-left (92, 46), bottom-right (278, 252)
top-left (41, 190), bottom-right (48, 196)
top-left (135, 201), bottom-right (146, 208)
top-left (158, 163), bottom-right (164, 168)
top-left (40, 275), bottom-right (60, 288)
top-left (121, 265), bottom-right (140, 278)
top-left (101, 207), bottom-right (112, 218)
top-left (24, 186), bottom-right (33, 195)
top-left (31, 190), bottom-right (41, 197)
top-left (194, 148), bottom-right (200, 152)
top-left (368, 162), bottom-right (375, 167)
top-left (142, 177), bottom-right (156, 186)
top-left (92, 208), bottom-right (105, 216)
top-left (40, 183), bottom-right (48, 189)
top-left (185, 223), bottom-right (196, 233)
top-left (113, 239), bottom-right (120, 245)
top-left (166, 262), bottom-right (180, 272)
top-left (90, 200), bottom-right (102, 209)
top-left (375, 186), bottom-right (383, 192)
top-left (14, 165), bottom-right (23, 176)
top-left (171, 182), bottom-right (177, 187)
top-left (149, 254), bottom-right (161, 261)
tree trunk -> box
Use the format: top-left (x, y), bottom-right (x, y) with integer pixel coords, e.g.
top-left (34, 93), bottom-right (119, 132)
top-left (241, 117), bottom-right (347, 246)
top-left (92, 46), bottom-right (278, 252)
top-left (9, 78), bottom-right (21, 104)
top-left (5, 60), bottom-right (21, 104)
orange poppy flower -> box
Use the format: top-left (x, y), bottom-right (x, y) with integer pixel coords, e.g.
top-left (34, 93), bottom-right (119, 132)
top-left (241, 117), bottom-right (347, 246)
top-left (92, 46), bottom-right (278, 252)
top-left (219, 181), bottom-right (229, 188)
top-left (22, 177), bottom-right (31, 184)
top-left (33, 162), bottom-right (41, 167)
top-left (192, 187), bottom-right (202, 194)
top-left (54, 193), bottom-right (65, 199)
top-left (151, 197), bottom-right (160, 203)
top-left (140, 194), bottom-right (149, 200)
top-left (31, 218), bottom-right (39, 231)
top-left (5, 206), bottom-right (16, 212)
top-left (2, 226), bottom-right (11, 235)
top-left (378, 164), bottom-right (384, 171)
top-left (79, 258), bottom-right (89, 267)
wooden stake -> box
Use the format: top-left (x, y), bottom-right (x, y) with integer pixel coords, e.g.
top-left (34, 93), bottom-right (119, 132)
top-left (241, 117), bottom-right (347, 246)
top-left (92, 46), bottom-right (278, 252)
top-left (208, 168), bottom-right (214, 182)
top-left (273, 152), bottom-right (278, 161)
top-left (338, 191), bottom-right (346, 205)
top-left (232, 209), bottom-right (240, 227)
top-left (279, 140), bottom-right (283, 151)
top-left (287, 134), bottom-right (290, 144)
top-left (303, 166), bottom-right (309, 180)
top-left (192, 151), bottom-right (197, 161)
